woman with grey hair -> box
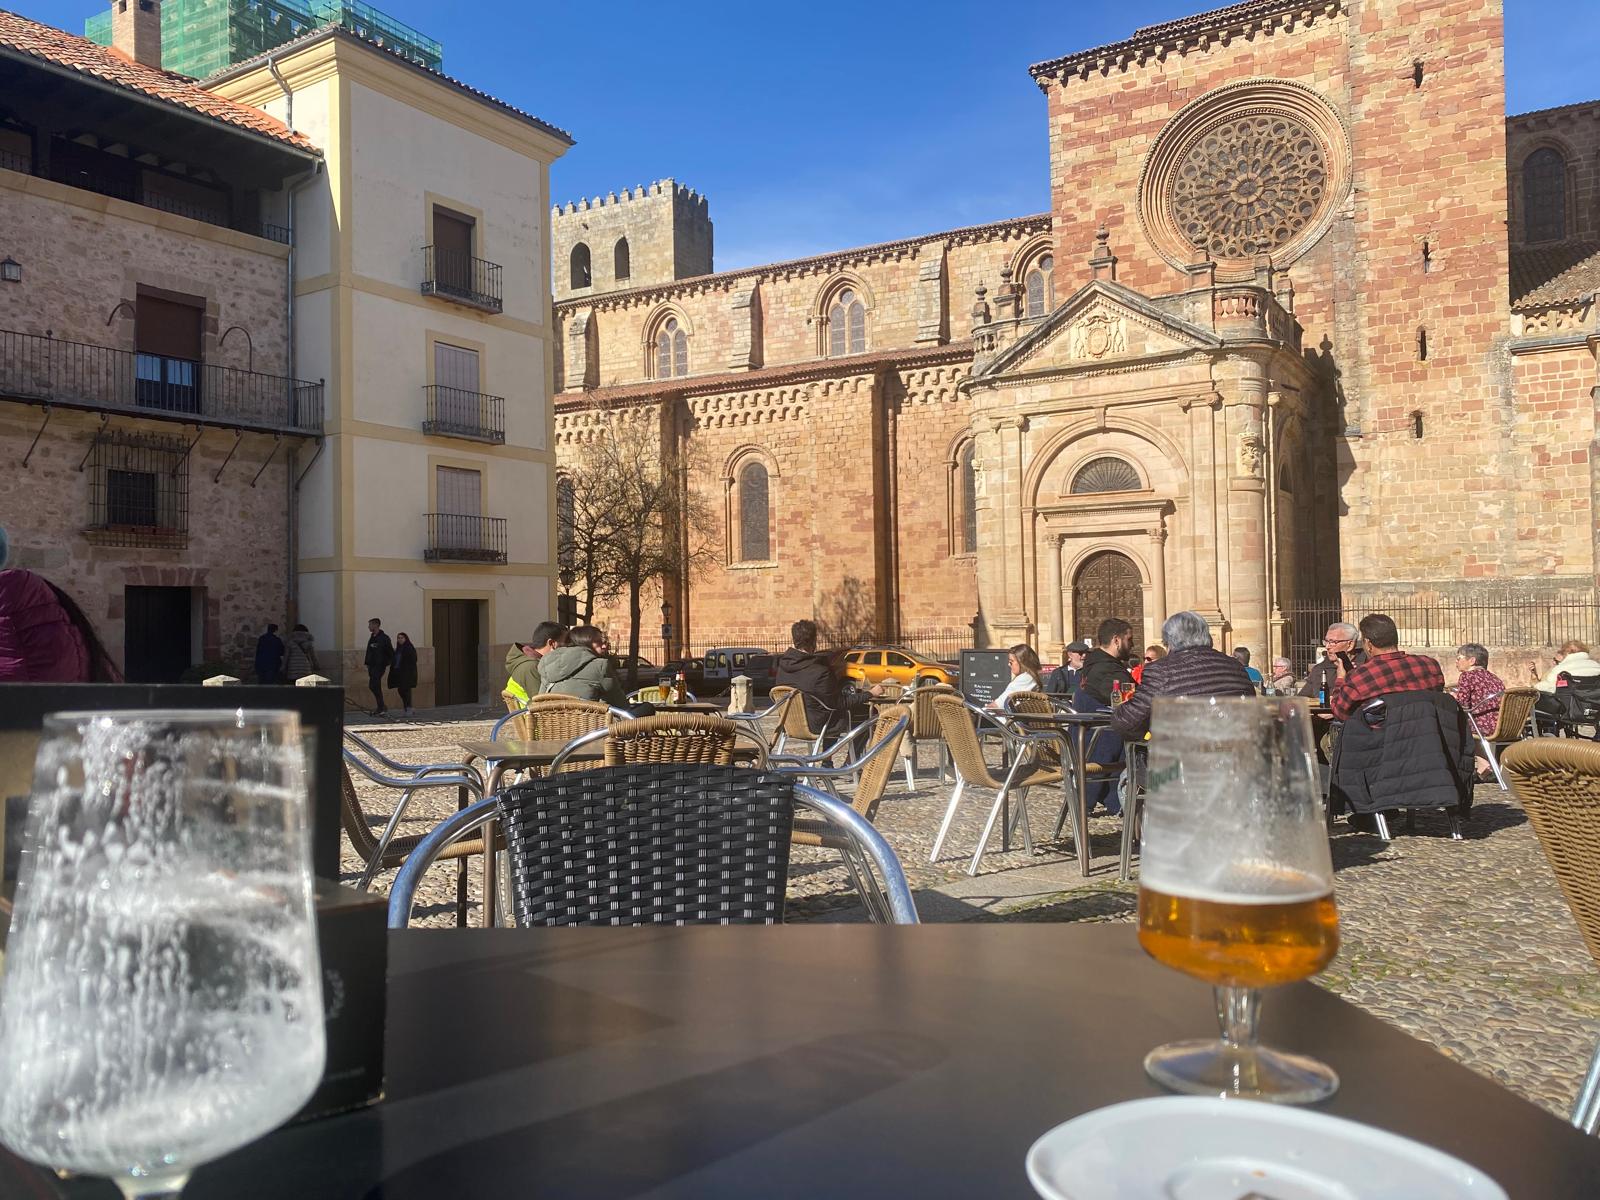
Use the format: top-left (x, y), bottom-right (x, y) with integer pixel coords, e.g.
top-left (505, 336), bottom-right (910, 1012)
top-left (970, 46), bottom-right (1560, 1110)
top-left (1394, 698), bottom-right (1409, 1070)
top-left (1452, 642), bottom-right (1503, 779)
top-left (1109, 610), bottom-right (1256, 740)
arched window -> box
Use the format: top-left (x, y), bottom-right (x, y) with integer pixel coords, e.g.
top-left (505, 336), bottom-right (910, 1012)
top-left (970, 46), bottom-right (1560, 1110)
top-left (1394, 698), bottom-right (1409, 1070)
top-left (827, 288), bottom-right (867, 357)
top-left (957, 441), bottom-right (978, 554)
top-left (1025, 254), bottom-right (1054, 318)
top-left (614, 237), bottom-right (630, 282)
top-left (570, 242), bottom-right (591, 289)
top-left (1070, 457), bottom-right (1142, 495)
top-left (1523, 148), bottom-right (1567, 243)
top-left (655, 317), bottom-right (688, 378)
top-left (737, 461), bottom-right (770, 561)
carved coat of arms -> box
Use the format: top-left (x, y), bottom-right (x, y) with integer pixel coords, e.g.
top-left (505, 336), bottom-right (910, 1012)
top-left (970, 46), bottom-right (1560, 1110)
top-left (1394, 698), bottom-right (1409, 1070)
top-left (1070, 311), bottom-right (1128, 360)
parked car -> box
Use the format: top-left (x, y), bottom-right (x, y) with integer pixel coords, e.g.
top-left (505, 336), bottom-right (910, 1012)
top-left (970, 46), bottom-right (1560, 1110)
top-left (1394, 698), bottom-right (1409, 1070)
top-left (744, 652), bottom-right (779, 696)
top-left (702, 646), bottom-right (771, 693)
top-left (657, 656), bottom-right (707, 693)
top-left (841, 646), bottom-right (959, 689)
top-left (610, 653), bottom-right (656, 684)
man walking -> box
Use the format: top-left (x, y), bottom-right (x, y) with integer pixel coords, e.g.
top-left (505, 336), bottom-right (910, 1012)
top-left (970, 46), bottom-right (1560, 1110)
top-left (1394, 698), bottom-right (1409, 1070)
top-left (364, 617), bottom-right (394, 716)
top-left (253, 622), bottom-right (285, 685)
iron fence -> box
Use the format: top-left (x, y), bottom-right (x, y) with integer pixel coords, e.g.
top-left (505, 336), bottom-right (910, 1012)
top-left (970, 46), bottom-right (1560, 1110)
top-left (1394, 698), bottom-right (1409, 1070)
top-left (1284, 593), bottom-right (1600, 669)
top-left (425, 513), bottom-right (507, 564)
top-left (0, 329), bottom-right (323, 435)
top-left (421, 246), bottom-right (503, 313)
top-left (422, 384), bottom-right (505, 443)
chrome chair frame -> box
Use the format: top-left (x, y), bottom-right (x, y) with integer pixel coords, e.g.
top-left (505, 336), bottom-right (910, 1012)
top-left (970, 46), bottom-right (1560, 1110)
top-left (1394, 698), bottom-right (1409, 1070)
top-left (341, 747), bottom-right (484, 891)
top-left (386, 778), bottom-right (920, 927)
top-left (767, 713), bottom-right (910, 800)
top-left (724, 690), bottom-right (800, 751)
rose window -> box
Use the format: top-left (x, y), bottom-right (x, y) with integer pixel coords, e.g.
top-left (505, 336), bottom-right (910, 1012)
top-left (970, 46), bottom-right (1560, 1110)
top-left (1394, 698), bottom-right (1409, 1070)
top-left (1170, 115), bottom-right (1327, 259)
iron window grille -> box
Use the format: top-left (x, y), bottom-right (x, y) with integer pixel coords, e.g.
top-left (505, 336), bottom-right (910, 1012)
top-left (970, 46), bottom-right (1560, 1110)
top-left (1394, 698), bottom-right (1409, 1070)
top-left (85, 430), bottom-right (189, 548)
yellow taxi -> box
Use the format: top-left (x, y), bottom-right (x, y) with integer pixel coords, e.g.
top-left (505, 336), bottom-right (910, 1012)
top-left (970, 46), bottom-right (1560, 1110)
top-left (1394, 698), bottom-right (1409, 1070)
top-left (841, 646), bottom-right (959, 688)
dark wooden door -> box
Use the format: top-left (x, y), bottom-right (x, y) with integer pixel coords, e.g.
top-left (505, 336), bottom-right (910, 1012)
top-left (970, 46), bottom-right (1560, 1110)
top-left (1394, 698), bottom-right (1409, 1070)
top-left (124, 586), bottom-right (192, 682)
top-left (1072, 551), bottom-right (1144, 649)
top-left (432, 599), bottom-right (480, 706)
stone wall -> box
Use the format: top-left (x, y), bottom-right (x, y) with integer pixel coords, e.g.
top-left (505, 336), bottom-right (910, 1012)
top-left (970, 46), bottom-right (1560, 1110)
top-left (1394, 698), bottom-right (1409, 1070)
top-left (1507, 100), bottom-right (1600, 246)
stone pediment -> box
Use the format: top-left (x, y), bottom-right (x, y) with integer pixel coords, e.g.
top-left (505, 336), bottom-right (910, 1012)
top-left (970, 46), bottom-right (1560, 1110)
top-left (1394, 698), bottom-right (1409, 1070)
top-left (974, 279), bottom-right (1222, 379)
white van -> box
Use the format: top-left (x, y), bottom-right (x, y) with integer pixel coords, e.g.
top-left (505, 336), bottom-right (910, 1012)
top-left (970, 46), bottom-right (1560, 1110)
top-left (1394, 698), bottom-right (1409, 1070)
top-left (702, 646), bottom-right (770, 693)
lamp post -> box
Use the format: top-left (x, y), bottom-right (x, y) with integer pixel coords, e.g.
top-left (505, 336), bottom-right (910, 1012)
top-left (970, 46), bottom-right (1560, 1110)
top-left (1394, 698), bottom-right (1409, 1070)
top-left (660, 599), bottom-right (674, 660)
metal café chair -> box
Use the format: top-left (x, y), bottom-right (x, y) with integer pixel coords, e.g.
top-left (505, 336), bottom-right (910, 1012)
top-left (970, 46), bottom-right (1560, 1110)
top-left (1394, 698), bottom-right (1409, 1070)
top-left (1500, 739), bottom-right (1600, 1134)
top-left (548, 713), bottom-right (743, 772)
top-left (905, 683), bottom-right (957, 788)
top-left (386, 764), bottom-right (920, 927)
top-left (1466, 687), bottom-right (1539, 792)
top-left (928, 692), bottom-right (1063, 876)
top-left (768, 706), bottom-right (911, 800)
top-left (341, 745), bottom-right (484, 892)
top-left (769, 685), bottom-right (829, 755)
top-left (339, 765), bottom-right (485, 926)
top-left (725, 688), bottom-right (800, 753)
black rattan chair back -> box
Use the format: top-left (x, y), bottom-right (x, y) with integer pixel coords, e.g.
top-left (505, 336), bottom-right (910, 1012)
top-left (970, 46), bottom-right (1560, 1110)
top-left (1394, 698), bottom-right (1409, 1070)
top-left (496, 764), bottom-right (796, 925)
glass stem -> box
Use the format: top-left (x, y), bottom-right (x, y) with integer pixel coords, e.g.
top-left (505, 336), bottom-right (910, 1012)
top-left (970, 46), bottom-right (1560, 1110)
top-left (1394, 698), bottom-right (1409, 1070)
top-left (115, 1175), bottom-right (189, 1200)
top-left (1214, 985), bottom-right (1263, 1094)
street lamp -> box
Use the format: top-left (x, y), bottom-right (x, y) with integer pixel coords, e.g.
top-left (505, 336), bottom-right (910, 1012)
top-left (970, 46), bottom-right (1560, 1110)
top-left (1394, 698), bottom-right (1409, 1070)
top-left (660, 599), bottom-right (673, 659)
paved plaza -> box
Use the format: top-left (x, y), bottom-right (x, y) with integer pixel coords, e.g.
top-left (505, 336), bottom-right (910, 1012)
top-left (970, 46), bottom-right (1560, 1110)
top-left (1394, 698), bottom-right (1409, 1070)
top-left (345, 710), bottom-right (1600, 1121)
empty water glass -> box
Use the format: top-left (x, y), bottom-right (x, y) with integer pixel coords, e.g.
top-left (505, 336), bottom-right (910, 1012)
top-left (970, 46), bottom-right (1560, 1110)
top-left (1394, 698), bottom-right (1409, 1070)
top-left (0, 711), bottom-right (325, 1198)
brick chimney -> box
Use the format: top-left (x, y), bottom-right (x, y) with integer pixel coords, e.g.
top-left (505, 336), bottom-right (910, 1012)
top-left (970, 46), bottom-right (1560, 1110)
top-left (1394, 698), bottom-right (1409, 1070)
top-left (110, 0), bottom-right (161, 70)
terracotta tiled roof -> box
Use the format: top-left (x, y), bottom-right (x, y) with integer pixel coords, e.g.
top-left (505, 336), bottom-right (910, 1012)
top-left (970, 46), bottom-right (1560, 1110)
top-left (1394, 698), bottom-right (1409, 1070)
top-left (1510, 241), bottom-right (1600, 310)
top-left (209, 24), bottom-right (573, 146)
top-left (1508, 98), bottom-right (1600, 125)
top-left (0, 8), bottom-right (315, 153)
top-left (556, 341), bottom-right (975, 408)
top-left (1030, 1), bottom-right (1340, 81)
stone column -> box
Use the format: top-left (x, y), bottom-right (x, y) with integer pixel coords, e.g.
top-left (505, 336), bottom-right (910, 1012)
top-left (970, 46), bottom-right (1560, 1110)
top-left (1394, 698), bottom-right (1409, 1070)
top-left (1049, 534), bottom-right (1065, 657)
top-left (1224, 359), bottom-right (1270, 654)
top-left (1148, 524), bottom-right (1168, 637)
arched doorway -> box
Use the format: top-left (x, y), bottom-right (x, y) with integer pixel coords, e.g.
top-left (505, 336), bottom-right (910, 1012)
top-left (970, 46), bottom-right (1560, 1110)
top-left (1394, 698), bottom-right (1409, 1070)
top-left (1073, 550), bottom-right (1144, 648)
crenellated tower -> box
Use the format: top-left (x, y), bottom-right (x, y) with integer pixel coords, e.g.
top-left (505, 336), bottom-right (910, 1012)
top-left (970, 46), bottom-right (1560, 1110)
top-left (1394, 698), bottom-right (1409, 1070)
top-left (551, 179), bottom-right (713, 301)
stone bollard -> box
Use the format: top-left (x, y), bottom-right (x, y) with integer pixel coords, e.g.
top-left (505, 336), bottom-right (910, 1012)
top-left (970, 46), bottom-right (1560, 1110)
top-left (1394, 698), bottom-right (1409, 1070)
top-left (203, 674), bottom-right (240, 686)
top-left (730, 674), bottom-right (752, 714)
top-left (295, 674), bottom-right (331, 687)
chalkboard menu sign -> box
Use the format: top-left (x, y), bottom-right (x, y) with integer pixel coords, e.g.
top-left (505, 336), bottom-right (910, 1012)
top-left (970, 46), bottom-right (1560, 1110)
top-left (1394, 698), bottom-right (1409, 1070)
top-left (960, 649), bottom-right (1013, 708)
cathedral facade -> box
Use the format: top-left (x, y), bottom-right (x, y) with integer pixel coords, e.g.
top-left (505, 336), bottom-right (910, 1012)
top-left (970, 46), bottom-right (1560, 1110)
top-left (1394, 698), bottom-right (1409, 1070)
top-left (553, 0), bottom-right (1600, 663)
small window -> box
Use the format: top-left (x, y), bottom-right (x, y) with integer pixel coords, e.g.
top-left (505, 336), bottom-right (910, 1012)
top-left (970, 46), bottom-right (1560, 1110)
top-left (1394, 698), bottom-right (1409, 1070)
top-left (570, 242), bottom-right (592, 289)
top-left (1025, 254), bottom-right (1054, 318)
top-left (737, 461), bottom-right (770, 561)
top-left (828, 288), bottom-right (866, 357)
top-left (1523, 148), bottom-right (1567, 243)
top-left (655, 317), bottom-right (688, 378)
top-left (614, 237), bottom-right (630, 281)
top-left (887, 652), bottom-right (913, 668)
top-left (87, 431), bottom-right (188, 548)
top-left (1070, 457), bottom-right (1142, 495)
top-left (862, 652), bottom-right (882, 666)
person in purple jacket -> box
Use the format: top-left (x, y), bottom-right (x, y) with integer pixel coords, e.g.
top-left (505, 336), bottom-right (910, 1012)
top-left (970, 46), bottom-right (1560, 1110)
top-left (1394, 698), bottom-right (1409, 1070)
top-left (0, 568), bottom-right (119, 683)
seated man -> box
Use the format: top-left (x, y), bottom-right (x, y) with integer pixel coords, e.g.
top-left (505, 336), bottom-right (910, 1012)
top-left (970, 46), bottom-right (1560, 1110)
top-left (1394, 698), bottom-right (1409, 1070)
top-left (1232, 646), bottom-right (1263, 690)
top-left (1111, 611), bottom-right (1256, 741)
top-left (1045, 641), bottom-right (1089, 697)
top-left (537, 625), bottom-right (627, 706)
top-left (774, 619), bottom-right (881, 737)
top-left (504, 620), bottom-right (568, 705)
top-left (1268, 656), bottom-right (1296, 693)
top-left (1301, 622), bottom-right (1365, 701)
top-left (1329, 613), bottom-right (1444, 721)
top-left (1072, 618), bottom-right (1137, 816)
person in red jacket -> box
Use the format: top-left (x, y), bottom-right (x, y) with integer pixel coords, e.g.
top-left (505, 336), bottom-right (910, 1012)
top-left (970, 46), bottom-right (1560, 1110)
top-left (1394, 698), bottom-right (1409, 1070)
top-left (0, 568), bottom-right (119, 683)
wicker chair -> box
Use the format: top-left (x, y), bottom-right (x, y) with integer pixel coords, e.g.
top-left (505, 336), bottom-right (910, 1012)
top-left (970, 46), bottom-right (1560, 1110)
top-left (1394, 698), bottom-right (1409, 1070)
top-left (929, 692), bottom-right (1064, 876)
top-left (499, 689), bottom-right (533, 741)
top-left (906, 683), bottom-right (957, 788)
top-left (603, 714), bottom-right (740, 766)
top-left (1470, 687), bottom-right (1540, 792)
top-left (339, 764), bottom-right (485, 925)
top-left (770, 684), bottom-right (828, 754)
top-left (1500, 739), bottom-right (1600, 1133)
top-left (386, 765), bottom-right (920, 926)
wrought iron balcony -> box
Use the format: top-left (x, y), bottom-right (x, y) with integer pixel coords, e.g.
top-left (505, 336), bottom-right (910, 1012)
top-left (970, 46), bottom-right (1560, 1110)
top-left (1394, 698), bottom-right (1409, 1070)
top-left (0, 330), bottom-right (323, 436)
top-left (421, 246), bottom-right (503, 313)
top-left (422, 384), bottom-right (505, 444)
top-left (425, 514), bottom-right (508, 564)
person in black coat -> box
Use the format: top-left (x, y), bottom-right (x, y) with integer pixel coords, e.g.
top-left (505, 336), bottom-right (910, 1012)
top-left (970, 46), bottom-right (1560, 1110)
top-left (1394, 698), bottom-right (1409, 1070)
top-left (1330, 690), bottom-right (1474, 831)
top-left (253, 623), bottom-right (285, 685)
top-left (364, 618), bottom-right (394, 716)
top-left (774, 619), bottom-right (880, 738)
top-left (1045, 641), bottom-right (1090, 697)
top-left (1111, 611), bottom-right (1256, 740)
top-left (1072, 618), bottom-right (1137, 815)
top-left (389, 631), bottom-right (419, 717)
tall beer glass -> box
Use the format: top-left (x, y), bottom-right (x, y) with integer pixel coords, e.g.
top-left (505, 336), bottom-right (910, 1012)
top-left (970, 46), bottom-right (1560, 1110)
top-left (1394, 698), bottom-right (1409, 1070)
top-left (1137, 695), bottom-right (1339, 1103)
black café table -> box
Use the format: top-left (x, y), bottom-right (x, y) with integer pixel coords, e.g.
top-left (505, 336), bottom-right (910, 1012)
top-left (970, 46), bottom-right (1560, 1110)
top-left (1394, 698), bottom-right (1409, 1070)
top-left (20, 924), bottom-right (1600, 1198)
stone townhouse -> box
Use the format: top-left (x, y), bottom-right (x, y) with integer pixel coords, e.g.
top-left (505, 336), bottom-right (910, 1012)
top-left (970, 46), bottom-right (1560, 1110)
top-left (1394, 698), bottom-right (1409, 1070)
top-left (554, 0), bottom-right (1600, 669)
top-left (0, 4), bottom-right (321, 680)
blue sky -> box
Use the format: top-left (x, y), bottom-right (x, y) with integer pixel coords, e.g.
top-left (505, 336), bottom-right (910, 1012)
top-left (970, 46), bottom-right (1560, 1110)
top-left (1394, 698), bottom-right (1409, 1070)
top-left (20, 1), bottom-right (1597, 269)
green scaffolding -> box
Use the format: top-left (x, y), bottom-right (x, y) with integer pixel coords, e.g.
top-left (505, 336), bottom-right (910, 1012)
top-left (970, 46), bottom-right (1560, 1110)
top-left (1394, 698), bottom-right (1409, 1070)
top-left (85, 0), bottom-right (442, 79)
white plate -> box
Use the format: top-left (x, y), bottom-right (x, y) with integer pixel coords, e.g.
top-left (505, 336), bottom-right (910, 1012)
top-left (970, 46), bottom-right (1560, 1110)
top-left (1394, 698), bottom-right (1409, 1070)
top-left (1025, 1097), bottom-right (1508, 1200)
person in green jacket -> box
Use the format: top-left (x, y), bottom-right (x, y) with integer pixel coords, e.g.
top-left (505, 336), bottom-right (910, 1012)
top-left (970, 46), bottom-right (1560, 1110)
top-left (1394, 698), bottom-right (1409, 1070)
top-left (503, 621), bottom-right (568, 705)
top-left (537, 625), bottom-right (627, 706)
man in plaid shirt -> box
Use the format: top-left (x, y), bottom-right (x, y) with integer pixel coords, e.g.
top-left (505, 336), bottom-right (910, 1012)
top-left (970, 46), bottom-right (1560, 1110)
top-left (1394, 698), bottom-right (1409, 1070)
top-left (1330, 613), bottom-right (1445, 721)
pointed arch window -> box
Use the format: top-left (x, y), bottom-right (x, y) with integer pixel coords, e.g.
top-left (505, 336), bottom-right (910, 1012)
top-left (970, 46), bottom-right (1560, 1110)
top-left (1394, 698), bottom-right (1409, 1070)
top-left (1523, 148), bottom-right (1567, 243)
top-left (1070, 457), bottom-right (1142, 495)
top-left (1024, 254), bottom-right (1054, 318)
top-left (655, 317), bottom-right (688, 378)
top-left (614, 237), bottom-right (631, 282)
top-left (828, 288), bottom-right (867, 357)
top-left (737, 461), bottom-right (771, 562)
top-left (570, 242), bottom-right (591, 289)
top-left (957, 441), bottom-right (978, 554)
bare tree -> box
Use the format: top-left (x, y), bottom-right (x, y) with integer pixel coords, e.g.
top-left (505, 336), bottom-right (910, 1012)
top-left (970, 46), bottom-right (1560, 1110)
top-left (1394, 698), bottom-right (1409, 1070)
top-left (556, 406), bottom-right (716, 681)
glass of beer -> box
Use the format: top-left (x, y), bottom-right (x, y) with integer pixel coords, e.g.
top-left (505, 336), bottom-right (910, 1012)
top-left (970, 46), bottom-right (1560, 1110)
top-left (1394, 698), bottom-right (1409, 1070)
top-left (1137, 695), bottom-right (1339, 1103)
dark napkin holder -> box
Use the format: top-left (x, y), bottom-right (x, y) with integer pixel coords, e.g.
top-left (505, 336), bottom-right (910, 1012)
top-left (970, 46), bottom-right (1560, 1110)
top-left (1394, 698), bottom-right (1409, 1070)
top-left (294, 879), bottom-right (388, 1123)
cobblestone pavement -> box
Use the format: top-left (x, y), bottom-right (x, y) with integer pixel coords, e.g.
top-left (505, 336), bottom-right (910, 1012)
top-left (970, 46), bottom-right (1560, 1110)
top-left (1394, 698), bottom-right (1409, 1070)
top-left (344, 714), bottom-right (1600, 1120)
